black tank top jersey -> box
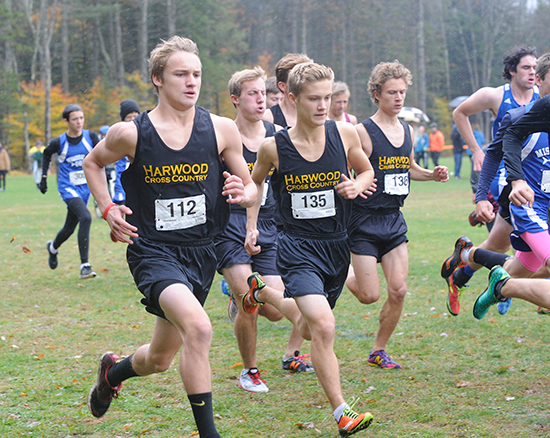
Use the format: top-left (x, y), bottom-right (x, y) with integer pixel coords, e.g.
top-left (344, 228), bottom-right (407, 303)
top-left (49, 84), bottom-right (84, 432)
top-left (353, 118), bottom-right (413, 212)
top-left (231, 121), bottom-right (276, 217)
top-left (270, 104), bottom-right (288, 128)
top-left (273, 120), bottom-right (351, 236)
top-left (122, 107), bottom-right (229, 243)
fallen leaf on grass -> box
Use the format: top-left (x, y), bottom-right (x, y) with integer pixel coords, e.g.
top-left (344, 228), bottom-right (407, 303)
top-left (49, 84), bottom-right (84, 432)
top-left (100, 268), bottom-right (109, 274)
top-left (456, 381), bottom-right (471, 387)
top-left (22, 246), bottom-right (31, 254)
top-left (123, 424), bottom-right (132, 429)
top-left (364, 386), bottom-right (376, 393)
top-left (36, 353), bottom-right (45, 360)
top-left (505, 397), bottom-right (515, 401)
top-left (232, 362), bottom-right (243, 368)
top-left (489, 318), bottom-right (496, 322)
top-left (10, 237), bottom-right (15, 243)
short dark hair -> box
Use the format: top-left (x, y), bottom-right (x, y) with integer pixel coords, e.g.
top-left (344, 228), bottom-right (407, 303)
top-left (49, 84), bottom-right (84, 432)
top-left (502, 45), bottom-right (537, 81)
top-left (62, 104), bottom-right (83, 120)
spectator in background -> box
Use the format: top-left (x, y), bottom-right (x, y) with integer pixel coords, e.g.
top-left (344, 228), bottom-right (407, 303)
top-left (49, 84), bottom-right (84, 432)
top-left (29, 140), bottom-right (45, 188)
top-left (451, 124), bottom-right (465, 178)
top-left (414, 124), bottom-right (429, 169)
top-left (429, 122), bottom-right (445, 167)
top-left (0, 142), bottom-right (11, 192)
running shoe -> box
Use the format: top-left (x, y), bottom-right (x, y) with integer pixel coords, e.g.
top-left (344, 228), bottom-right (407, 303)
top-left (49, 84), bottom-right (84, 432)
top-left (445, 270), bottom-right (464, 316)
top-left (367, 350), bottom-right (401, 369)
top-left (228, 294), bottom-right (238, 322)
top-left (46, 240), bottom-right (58, 270)
top-left (282, 350), bottom-right (314, 373)
top-left (242, 272), bottom-right (265, 314)
top-left (337, 399), bottom-right (374, 437)
top-left (473, 266), bottom-right (511, 320)
top-left (88, 352), bottom-right (122, 418)
top-left (238, 368), bottom-right (269, 393)
top-left (468, 211), bottom-right (484, 227)
top-left (537, 307), bottom-right (550, 314)
top-left (80, 263), bottom-right (97, 279)
top-left (441, 236), bottom-right (473, 279)
top-left (221, 277), bottom-right (231, 297)
top-left (497, 298), bottom-right (513, 315)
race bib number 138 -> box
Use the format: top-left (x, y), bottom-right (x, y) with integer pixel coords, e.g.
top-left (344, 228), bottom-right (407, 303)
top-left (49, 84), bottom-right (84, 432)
top-left (155, 195), bottom-right (206, 231)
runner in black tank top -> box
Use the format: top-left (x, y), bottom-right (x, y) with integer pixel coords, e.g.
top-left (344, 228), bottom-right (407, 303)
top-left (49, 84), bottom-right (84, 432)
top-left (82, 37), bottom-right (255, 438)
top-left (244, 63), bottom-right (375, 436)
top-left (346, 61), bottom-right (449, 371)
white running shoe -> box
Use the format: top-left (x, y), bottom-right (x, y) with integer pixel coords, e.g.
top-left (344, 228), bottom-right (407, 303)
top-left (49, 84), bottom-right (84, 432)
top-left (238, 368), bottom-right (269, 393)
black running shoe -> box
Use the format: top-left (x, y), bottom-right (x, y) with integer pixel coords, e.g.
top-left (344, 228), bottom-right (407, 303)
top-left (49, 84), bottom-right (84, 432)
top-left (88, 352), bottom-right (122, 418)
top-left (46, 241), bottom-right (58, 270)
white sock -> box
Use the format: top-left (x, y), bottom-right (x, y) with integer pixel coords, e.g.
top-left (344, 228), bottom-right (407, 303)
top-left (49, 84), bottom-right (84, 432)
top-left (80, 263), bottom-right (90, 269)
top-left (461, 248), bottom-right (472, 264)
top-left (49, 242), bottom-right (58, 254)
top-left (333, 402), bottom-right (348, 421)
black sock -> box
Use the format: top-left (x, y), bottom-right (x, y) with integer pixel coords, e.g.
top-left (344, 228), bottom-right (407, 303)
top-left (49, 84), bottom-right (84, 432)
top-left (472, 249), bottom-right (511, 270)
top-left (494, 276), bottom-right (511, 302)
top-left (107, 354), bottom-right (139, 387)
top-left (188, 392), bottom-right (220, 438)
top-left (453, 267), bottom-right (471, 288)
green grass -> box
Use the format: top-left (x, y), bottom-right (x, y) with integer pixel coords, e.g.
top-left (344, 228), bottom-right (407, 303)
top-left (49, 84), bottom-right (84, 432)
top-left (1, 159), bottom-right (550, 437)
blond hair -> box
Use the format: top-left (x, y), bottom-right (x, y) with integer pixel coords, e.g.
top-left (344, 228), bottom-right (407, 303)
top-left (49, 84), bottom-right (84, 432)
top-left (332, 81), bottom-right (350, 97)
top-left (368, 60), bottom-right (412, 105)
top-left (536, 52), bottom-right (550, 81)
top-left (288, 62), bottom-right (334, 98)
top-left (228, 66), bottom-right (266, 97)
top-left (275, 53), bottom-right (313, 84)
top-left (149, 36), bottom-right (199, 93)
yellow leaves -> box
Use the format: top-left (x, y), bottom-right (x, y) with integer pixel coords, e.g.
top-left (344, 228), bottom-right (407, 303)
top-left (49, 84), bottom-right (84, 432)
top-left (456, 380), bottom-right (471, 387)
top-left (232, 362), bottom-right (243, 368)
top-left (22, 246), bottom-right (31, 254)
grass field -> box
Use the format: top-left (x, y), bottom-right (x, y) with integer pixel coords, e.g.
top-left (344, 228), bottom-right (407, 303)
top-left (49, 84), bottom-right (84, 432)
top-left (1, 159), bottom-right (550, 437)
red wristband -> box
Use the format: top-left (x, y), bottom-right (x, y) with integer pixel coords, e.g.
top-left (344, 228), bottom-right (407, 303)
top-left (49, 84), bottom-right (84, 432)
top-left (102, 202), bottom-right (116, 221)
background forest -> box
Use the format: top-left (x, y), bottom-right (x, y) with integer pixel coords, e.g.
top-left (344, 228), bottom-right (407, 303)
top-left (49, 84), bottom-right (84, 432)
top-left (1, 0), bottom-right (550, 169)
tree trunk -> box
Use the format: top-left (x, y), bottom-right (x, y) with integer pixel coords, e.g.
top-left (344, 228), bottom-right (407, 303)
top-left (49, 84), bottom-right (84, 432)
top-left (61, 0), bottom-right (69, 93)
top-left (300, 0), bottom-right (307, 53)
top-left (3, 0), bottom-right (18, 74)
top-left (417, 0), bottom-right (427, 112)
top-left (139, 0), bottom-right (149, 81)
top-left (114, 1), bottom-right (125, 86)
top-left (167, 0), bottom-right (176, 37)
top-left (436, 0), bottom-right (451, 100)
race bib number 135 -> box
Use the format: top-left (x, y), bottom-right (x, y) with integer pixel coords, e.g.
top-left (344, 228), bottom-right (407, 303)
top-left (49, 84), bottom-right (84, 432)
top-left (155, 195), bottom-right (206, 231)
top-left (291, 189), bottom-right (335, 219)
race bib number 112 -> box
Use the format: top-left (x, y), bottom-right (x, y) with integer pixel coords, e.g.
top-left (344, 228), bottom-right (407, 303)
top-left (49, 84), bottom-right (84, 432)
top-left (155, 195), bottom-right (206, 231)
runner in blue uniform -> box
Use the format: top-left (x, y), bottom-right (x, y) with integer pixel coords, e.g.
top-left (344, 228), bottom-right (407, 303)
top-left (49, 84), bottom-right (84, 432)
top-left (245, 62), bottom-right (375, 437)
top-left (445, 46), bottom-right (538, 316)
top-left (82, 36), bottom-right (255, 438)
top-left (346, 61), bottom-right (448, 369)
top-left (215, 67), bottom-right (312, 394)
top-left (40, 104), bottom-right (99, 279)
top-left (112, 99), bottom-right (140, 205)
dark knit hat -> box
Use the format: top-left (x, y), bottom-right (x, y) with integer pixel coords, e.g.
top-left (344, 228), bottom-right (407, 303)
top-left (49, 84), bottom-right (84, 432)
top-left (62, 104), bottom-right (83, 120)
top-left (120, 99), bottom-right (140, 121)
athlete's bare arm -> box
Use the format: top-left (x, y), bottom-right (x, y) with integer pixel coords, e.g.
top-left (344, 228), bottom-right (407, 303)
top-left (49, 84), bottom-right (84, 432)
top-left (335, 122), bottom-right (374, 198)
top-left (83, 122), bottom-right (139, 243)
top-left (453, 86), bottom-right (504, 171)
top-left (213, 115), bottom-right (257, 208)
top-left (245, 137), bottom-right (278, 255)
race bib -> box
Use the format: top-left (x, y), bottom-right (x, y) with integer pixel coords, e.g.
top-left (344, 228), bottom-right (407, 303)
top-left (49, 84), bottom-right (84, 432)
top-left (541, 170), bottom-right (550, 193)
top-left (291, 189), bottom-right (335, 219)
top-left (384, 172), bottom-right (409, 196)
top-left (155, 195), bottom-right (206, 231)
top-left (69, 170), bottom-right (87, 186)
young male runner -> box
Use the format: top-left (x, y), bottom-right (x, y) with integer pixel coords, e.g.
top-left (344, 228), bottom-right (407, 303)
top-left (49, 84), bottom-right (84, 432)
top-left (40, 104), bottom-right (99, 279)
top-left (328, 81), bottom-right (358, 124)
top-left (215, 67), bottom-right (312, 394)
top-left (263, 53), bottom-right (312, 128)
top-left (446, 46), bottom-right (538, 315)
top-left (346, 61), bottom-right (449, 369)
top-left (82, 36), bottom-right (255, 438)
top-left (245, 62), bottom-right (375, 436)
top-left (265, 76), bottom-right (284, 108)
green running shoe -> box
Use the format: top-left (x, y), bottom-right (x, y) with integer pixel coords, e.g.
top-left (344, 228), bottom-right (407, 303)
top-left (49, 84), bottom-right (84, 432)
top-left (473, 266), bottom-right (510, 320)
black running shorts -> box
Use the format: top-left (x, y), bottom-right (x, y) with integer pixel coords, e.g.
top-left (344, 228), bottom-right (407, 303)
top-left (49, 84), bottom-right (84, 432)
top-left (277, 231), bottom-right (349, 309)
top-left (348, 209), bottom-right (408, 262)
top-left (214, 213), bottom-right (278, 275)
top-left (126, 236), bottom-right (216, 320)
